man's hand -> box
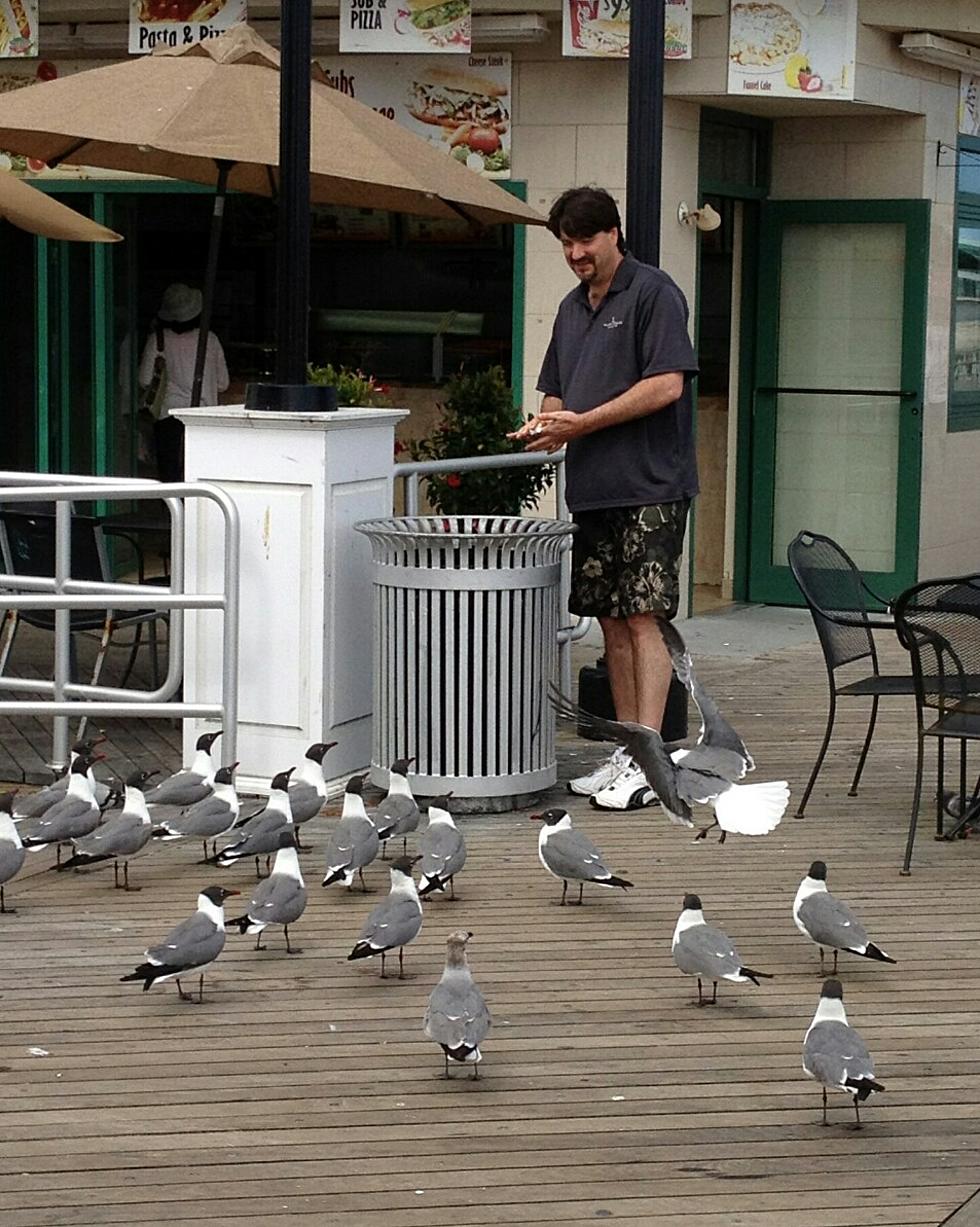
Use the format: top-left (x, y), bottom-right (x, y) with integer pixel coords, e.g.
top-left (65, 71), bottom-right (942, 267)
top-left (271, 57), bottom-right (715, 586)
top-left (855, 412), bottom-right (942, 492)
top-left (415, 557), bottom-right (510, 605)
top-left (519, 410), bottom-right (585, 453)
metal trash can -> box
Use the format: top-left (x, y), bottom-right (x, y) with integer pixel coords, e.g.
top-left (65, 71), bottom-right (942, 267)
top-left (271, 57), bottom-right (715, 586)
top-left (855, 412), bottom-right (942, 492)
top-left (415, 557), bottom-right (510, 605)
top-left (355, 515), bottom-right (575, 810)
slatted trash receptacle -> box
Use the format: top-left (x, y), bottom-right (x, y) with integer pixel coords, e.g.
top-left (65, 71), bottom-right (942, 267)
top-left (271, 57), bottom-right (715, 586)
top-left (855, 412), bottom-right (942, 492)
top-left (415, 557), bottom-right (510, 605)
top-left (355, 515), bottom-right (575, 811)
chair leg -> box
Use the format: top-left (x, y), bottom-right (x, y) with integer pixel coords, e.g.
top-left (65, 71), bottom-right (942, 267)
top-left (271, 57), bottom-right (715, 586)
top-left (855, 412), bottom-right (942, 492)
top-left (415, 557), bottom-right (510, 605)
top-left (796, 687), bottom-right (838, 819)
top-left (848, 695), bottom-right (879, 797)
top-left (78, 619), bottom-right (113, 741)
top-left (148, 618), bottom-right (160, 689)
top-left (901, 731), bottom-right (927, 876)
top-left (118, 623), bottom-right (144, 689)
top-left (936, 738), bottom-right (946, 838)
top-left (0, 610), bottom-right (20, 676)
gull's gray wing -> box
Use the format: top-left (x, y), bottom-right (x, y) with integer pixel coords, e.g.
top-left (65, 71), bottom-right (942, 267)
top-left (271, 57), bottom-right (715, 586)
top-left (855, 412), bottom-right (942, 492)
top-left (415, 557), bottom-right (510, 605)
top-left (798, 893), bottom-right (868, 951)
top-left (20, 795), bottom-right (98, 843)
top-left (419, 825), bottom-right (466, 880)
top-left (358, 895), bottom-right (422, 951)
top-left (73, 812), bottom-right (149, 858)
top-left (425, 979), bottom-right (491, 1051)
top-left (146, 771), bottom-right (210, 808)
top-left (0, 841), bottom-right (26, 884)
top-left (14, 778), bottom-right (68, 820)
top-left (146, 913), bottom-right (225, 970)
top-left (288, 781), bottom-right (324, 826)
top-left (803, 1019), bottom-right (875, 1089)
top-left (221, 812), bottom-right (290, 858)
top-left (248, 874), bottom-right (307, 926)
top-left (374, 794), bottom-right (420, 838)
top-left (542, 827), bottom-right (611, 883)
top-left (673, 922), bottom-right (742, 980)
top-left (166, 794), bottom-right (236, 838)
top-left (325, 815), bottom-right (379, 873)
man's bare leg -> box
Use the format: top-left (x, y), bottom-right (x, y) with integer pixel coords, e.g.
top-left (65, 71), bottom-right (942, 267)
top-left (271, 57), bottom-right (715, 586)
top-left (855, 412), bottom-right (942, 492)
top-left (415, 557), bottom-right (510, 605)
top-left (600, 613), bottom-right (670, 731)
top-left (599, 615), bottom-right (637, 722)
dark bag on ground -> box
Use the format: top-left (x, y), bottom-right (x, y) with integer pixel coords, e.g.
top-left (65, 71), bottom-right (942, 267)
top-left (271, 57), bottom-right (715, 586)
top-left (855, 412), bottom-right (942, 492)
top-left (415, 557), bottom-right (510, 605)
top-left (577, 656), bottom-right (688, 744)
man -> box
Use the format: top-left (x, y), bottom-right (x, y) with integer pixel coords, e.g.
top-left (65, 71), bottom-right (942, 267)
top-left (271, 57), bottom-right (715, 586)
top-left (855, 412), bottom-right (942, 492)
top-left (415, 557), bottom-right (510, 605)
top-left (510, 187), bottom-right (698, 810)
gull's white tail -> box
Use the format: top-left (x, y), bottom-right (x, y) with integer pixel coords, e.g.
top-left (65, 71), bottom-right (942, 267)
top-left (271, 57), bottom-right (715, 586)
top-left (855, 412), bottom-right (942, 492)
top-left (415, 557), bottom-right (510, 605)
top-left (714, 780), bottom-right (789, 835)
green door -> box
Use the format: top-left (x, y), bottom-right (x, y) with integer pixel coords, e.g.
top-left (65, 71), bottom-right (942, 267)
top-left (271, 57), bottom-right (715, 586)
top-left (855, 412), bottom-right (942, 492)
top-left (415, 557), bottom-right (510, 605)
top-left (748, 199), bottom-right (929, 604)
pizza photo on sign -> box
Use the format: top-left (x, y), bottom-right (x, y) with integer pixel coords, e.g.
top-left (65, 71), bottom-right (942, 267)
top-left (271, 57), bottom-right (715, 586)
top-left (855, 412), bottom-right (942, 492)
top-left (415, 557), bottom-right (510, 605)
top-left (137, 0), bottom-right (229, 20)
top-left (729, 1), bottom-right (802, 69)
top-left (406, 66), bottom-right (510, 174)
top-left (401, 0), bottom-right (470, 49)
top-left (0, 0), bottom-right (36, 57)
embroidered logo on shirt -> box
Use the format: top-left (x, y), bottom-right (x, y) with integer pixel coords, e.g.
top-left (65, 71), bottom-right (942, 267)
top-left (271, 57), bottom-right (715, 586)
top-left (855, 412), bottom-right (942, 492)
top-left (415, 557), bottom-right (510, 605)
top-left (603, 316), bottom-right (624, 329)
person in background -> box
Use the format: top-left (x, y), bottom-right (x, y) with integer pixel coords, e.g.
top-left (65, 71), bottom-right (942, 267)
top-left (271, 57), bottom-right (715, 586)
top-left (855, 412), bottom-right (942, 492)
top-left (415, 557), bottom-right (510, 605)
top-left (138, 282), bottom-right (229, 482)
top-left (510, 186), bottom-right (699, 812)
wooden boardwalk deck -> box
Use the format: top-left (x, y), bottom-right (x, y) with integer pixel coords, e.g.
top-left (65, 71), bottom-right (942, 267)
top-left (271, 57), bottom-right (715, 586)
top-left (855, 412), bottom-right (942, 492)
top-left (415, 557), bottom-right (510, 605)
top-left (2, 633), bottom-right (979, 1227)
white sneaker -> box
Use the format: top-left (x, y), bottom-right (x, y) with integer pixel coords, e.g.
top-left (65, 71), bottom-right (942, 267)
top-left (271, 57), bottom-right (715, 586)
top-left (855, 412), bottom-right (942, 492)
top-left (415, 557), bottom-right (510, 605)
top-left (567, 746), bottom-right (630, 797)
top-left (590, 761), bottom-right (658, 811)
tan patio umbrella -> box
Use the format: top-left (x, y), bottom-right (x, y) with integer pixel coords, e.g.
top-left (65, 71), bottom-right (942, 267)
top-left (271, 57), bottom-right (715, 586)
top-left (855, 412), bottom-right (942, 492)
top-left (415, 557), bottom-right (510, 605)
top-left (0, 172), bottom-right (121, 242)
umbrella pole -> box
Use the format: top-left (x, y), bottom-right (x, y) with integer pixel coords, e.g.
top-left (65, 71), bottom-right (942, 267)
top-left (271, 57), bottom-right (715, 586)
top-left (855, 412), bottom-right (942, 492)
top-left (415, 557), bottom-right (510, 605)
top-left (190, 158), bottom-right (233, 408)
top-left (626, 0), bottom-right (665, 265)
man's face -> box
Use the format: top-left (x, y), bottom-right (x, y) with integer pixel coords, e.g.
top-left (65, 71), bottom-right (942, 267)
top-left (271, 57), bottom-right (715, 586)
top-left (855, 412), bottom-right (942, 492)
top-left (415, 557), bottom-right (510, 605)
top-left (560, 227), bottom-right (621, 285)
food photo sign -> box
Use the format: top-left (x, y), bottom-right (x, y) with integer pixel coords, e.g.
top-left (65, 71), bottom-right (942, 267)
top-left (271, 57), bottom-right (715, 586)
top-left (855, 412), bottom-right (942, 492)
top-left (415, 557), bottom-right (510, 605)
top-left (319, 52), bottom-right (511, 177)
top-left (0, 0), bottom-right (37, 58)
top-left (961, 75), bottom-right (980, 139)
top-left (727, 0), bottom-right (857, 99)
top-left (562, 0), bottom-right (693, 61)
top-left (339, 0), bottom-right (471, 54)
top-left (129, 0), bottom-right (248, 55)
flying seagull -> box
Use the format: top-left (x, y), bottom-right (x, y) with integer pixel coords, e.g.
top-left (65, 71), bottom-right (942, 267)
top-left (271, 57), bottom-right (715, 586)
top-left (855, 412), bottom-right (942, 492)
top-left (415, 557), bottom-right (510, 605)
top-left (13, 736), bottom-right (109, 819)
top-left (530, 808), bottom-right (633, 906)
top-left (213, 769), bottom-right (294, 878)
top-left (424, 930), bottom-right (491, 1079)
top-left (287, 741), bottom-right (336, 849)
top-left (152, 762), bottom-right (242, 860)
top-left (549, 621), bottom-right (789, 839)
top-left (793, 860), bottom-right (897, 975)
top-left (18, 753), bottom-right (104, 864)
top-left (417, 795), bottom-right (466, 900)
top-left (144, 730), bottom-right (222, 809)
top-left (0, 792), bottom-right (26, 914)
top-left (57, 768), bottom-right (159, 890)
top-left (227, 828), bottom-right (307, 954)
top-left (347, 854), bottom-right (423, 978)
top-left (120, 884), bottom-right (239, 1003)
top-left (803, 978), bottom-right (885, 1128)
top-left (372, 758), bottom-right (420, 859)
top-left (322, 775), bottom-right (380, 893)
top-left (672, 893), bottom-right (773, 1006)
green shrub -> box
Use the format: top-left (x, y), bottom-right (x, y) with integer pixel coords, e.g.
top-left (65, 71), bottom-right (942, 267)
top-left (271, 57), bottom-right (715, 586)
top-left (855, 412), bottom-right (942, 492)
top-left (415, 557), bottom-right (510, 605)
top-left (307, 362), bottom-right (390, 408)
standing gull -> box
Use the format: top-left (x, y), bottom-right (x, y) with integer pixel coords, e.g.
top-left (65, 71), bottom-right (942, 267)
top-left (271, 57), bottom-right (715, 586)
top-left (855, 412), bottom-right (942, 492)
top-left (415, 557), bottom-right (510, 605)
top-left (803, 978), bottom-right (885, 1128)
top-left (144, 730), bottom-right (222, 810)
top-left (288, 741), bottom-right (336, 849)
top-left (13, 736), bottom-right (109, 819)
top-left (153, 763), bottom-right (242, 860)
top-left (531, 808), bottom-right (633, 905)
top-left (424, 930), bottom-right (491, 1079)
top-left (347, 854), bottom-right (423, 978)
top-left (417, 795), bottom-right (466, 901)
top-left (120, 884), bottom-right (239, 1003)
top-left (18, 753), bottom-right (103, 864)
top-left (322, 775), bottom-right (380, 893)
top-left (213, 769), bottom-right (294, 878)
top-left (0, 792), bottom-right (26, 914)
top-left (671, 893), bottom-right (773, 1006)
top-left (227, 828), bottom-right (307, 954)
top-left (372, 758), bottom-right (420, 858)
top-left (793, 860), bottom-right (896, 975)
top-left (57, 768), bottom-right (159, 890)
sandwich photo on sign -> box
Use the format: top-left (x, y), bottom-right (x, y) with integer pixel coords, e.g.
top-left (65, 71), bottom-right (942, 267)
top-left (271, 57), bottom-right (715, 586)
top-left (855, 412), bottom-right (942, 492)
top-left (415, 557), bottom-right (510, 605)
top-left (564, 0), bottom-right (631, 58)
top-left (0, 0), bottom-right (37, 58)
top-left (406, 65), bottom-right (510, 175)
top-left (403, 0), bottom-right (471, 50)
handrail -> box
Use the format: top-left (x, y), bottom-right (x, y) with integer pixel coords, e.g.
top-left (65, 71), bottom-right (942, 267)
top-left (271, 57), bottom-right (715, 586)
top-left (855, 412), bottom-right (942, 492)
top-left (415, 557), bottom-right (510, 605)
top-left (0, 478), bottom-right (239, 772)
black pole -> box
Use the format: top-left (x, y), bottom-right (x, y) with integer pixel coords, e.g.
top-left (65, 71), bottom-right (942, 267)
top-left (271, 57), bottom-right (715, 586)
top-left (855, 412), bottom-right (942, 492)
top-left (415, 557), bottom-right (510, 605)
top-left (190, 159), bottom-right (232, 408)
top-left (275, 0), bottom-right (311, 385)
top-left (626, 0), bottom-right (665, 266)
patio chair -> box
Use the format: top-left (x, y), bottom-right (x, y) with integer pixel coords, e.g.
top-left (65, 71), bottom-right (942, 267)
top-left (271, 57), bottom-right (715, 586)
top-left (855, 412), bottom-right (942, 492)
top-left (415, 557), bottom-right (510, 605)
top-left (892, 576), bottom-right (980, 875)
top-left (0, 510), bottom-right (168, 734)
top-left (787, 530), bottom-right (915, 818)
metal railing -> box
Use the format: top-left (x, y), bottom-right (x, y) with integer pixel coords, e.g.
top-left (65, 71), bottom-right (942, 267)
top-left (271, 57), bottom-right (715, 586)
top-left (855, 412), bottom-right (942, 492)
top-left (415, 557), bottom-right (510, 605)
top-left (393, 449), bottom-right (591, 693)
top-left (0, 473), bottom-right (240, 771)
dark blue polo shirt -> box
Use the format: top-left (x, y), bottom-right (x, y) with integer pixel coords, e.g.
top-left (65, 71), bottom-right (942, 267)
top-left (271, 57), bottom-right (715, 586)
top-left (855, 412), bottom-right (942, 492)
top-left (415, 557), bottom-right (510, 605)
top-left (536, 253), bottom-right (699, 512)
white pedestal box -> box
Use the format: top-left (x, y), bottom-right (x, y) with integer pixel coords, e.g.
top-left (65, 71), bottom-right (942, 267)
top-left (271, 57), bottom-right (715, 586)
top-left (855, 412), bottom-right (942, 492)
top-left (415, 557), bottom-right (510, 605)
top-left (176, 404), bottom-right (408, 796)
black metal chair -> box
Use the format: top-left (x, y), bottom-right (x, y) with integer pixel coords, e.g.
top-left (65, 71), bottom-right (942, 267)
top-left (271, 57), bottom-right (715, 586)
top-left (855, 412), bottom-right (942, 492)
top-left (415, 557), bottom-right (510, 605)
top-left (0, 510), bottom-right (168, 733)
top-left (787, 530), bottom-right (915, 818)
top-left (893, 576), bottom-right (980, 874)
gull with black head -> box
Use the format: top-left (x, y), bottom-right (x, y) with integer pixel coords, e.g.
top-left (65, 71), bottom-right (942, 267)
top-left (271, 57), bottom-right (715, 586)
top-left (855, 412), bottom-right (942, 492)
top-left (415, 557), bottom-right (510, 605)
top-left (18, 752), bottom-right (104, 865)
top-left (803, 978), bottom-right (885, 1128)
top-left (287, 741), bottom-right (336, 849)
top-left (417, 794), bottom-right (466, 901)
top-left (152, 762), bottom-right (241, 860)
top-left (372, 757), bottom-right (420, 859)
top-left (322, 774), bottom-right (380, 892)
top-left (227, 828), bottom-right (307, 954)
top-left (213, 768), bottom-right (294, 878)
top-left (531, 807), bottom-right (632, 906)
top-left (672, 892), bottom-right (773, 1006)
top-left (0, 792), bottom-right (26, 914)
top-left (57, 768), bottom-right (159, 890)
top-left (794, 860), bottom-right (896, 975)
top-left (347, 854), bottom-right (423, 978)
top-left (144, 730), bottom-right (222, 810)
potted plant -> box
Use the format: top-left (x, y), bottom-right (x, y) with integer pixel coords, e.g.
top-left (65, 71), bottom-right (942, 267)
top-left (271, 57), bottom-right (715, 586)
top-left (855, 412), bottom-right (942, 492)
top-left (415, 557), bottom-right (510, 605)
top-left (410, 365), bottom-right (553, 515)
top-left (307, 362), bottom-right (391, 407)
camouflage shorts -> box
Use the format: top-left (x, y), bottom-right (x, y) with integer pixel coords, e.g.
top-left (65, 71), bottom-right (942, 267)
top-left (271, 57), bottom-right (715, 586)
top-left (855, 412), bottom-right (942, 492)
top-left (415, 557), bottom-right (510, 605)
top-left (570, 500), bottom-right (690, 619)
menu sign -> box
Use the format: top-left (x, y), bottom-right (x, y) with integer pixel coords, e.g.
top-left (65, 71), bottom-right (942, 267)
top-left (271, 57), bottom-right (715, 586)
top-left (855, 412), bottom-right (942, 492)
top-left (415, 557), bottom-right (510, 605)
top-left (727, 0), bottom-right (856, 100)
top-left (340, 0), bottom-right (471, 54)
top-left (961, 75), bottom-right (980, 138)
top-left (319, 52), bottom-right (511, 177)
top-left (562, 0), bottom-right (692, 60)
top-left (129, 0), bottom-right (248, 56)
top-left (0, 0), bottom-right (38, 58)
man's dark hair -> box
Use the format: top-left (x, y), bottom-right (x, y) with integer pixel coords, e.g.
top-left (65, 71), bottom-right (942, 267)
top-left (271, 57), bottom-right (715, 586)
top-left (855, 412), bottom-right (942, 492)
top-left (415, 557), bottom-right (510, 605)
top-left (547, 187), bottom-right (626, 254)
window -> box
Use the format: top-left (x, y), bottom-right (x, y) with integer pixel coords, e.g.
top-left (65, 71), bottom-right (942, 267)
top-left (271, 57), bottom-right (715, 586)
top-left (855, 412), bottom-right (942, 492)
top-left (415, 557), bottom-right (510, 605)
top-left (950, 137), bottom-right (980, 431)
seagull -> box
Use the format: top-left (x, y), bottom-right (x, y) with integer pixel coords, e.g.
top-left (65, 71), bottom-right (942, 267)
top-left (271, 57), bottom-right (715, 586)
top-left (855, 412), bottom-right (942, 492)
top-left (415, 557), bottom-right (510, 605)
top-left (417, 795), bottom-right (466, 901)
top-left (794, 860), bottom-right (897, 975)
top-left (347, 854), bottom-right (423, 978)
top-left (530, 808), bottom-right (633, 906)
top-left (803, 978), bottom-right (885, 1128)
top-left (322, 775), bottom-right (380, 893)
top-left (0, 792), bottom-right (26, 914)
top-left (152, 763), bottom-right (242, 860)
top-left (212, 769), bottom-right (294, 878)
top-left (287, 741), bottom-right (336, 849)
top-left (227, 828), bottom-right (307, 954)
top-left (372, 758), bottom-right (420, 858)
top-left (144, 730), bottom-right (222, 809)
top-left (671, 893), bottom-right (773, 1006)
top-left (550, 620), bottom-right (789, 840)
top-left (424, 930), bottom-right (491, 1079)
top-left (120, 884), bottom-right (239, 1003)
top-left (13, 736), bottom-right (110, 819)
top-left (56, 769), bottom-right (159, 890)
top-left (18, 752), bottom-right (104, 864)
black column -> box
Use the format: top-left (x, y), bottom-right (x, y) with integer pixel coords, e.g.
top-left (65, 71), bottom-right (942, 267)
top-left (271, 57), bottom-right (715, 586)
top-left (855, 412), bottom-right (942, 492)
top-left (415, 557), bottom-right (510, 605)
top-left (626, 0), bottom-right (665, 266)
